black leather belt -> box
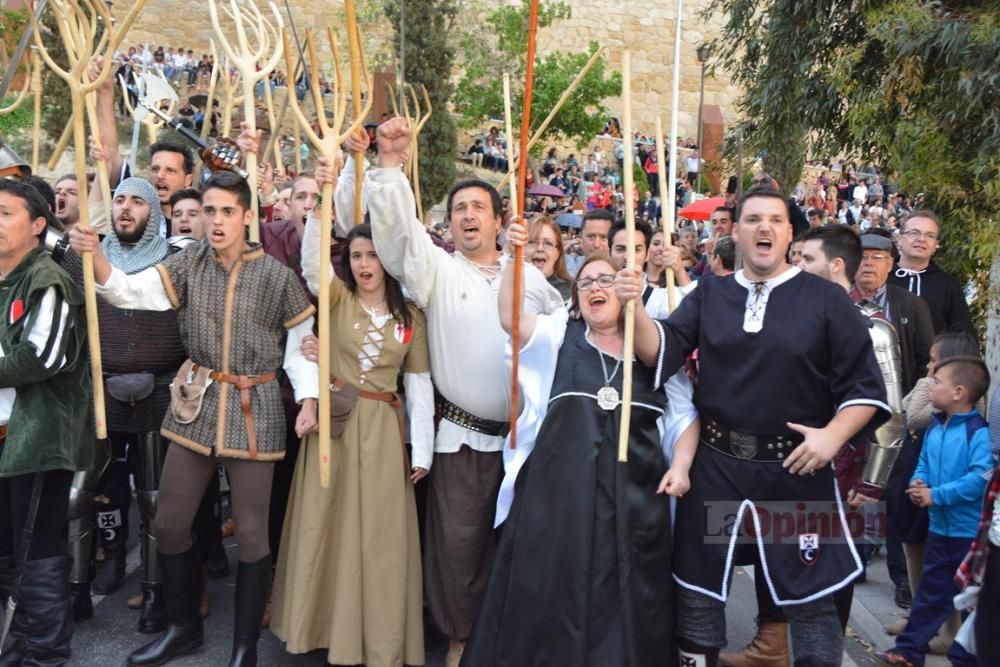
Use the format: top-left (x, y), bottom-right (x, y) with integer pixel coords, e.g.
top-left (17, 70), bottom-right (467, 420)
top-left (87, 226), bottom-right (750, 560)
top-left (701, 416), bottom-right (804, 462)
top-left (440, 399), bottom-right (510, 438)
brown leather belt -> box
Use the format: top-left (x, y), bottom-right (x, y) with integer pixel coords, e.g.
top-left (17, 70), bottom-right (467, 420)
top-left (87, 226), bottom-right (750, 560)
top-left (208, 370), bottom-right (277, 460)
top-left (332, 378), bottom-right (410, 475)
top-left (0, 424), bottom-right (7, 441)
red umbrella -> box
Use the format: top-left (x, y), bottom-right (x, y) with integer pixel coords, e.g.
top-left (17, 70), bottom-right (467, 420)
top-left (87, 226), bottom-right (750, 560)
top-left (525, 183), bottom-right (568, 198)
top-left (678, 196), bottom-right (727, 221)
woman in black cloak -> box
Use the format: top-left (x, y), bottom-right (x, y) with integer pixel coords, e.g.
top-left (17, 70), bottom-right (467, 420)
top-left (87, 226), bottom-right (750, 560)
top-left (462, 227), bottom-right (692, 667)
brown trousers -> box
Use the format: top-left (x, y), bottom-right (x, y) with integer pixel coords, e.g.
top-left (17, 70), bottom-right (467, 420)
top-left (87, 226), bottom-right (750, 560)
top-left (154, 442), bottom-right (274, 563)
top-left (422, 445), bottom-right (503, 641)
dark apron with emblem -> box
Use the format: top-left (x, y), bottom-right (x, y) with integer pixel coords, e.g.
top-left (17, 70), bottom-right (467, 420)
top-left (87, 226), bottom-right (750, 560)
top-left (673, 444), bottom-right (863, 604)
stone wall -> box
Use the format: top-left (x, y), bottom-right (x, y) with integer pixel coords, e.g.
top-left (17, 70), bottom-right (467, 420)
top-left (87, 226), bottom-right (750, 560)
top-left (101, 1), bottom-right (737, 141)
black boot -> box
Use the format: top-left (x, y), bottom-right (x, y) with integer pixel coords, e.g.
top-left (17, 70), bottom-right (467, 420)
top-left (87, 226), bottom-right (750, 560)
top-left (679, 639), bottom-right (720, 667)
top-left (0, 554), bottom-right (14, 603)
top-left (13, 556), bottom-right (74, 667)
top-left (92, 506), bottom-right (127, 596)
top-left (70, 582), bottom-right (93, 622)
top-left (127, 548), bottom-right (203, 666)
top-left (0, 554), bottom-right (20, 664)
top-left (228, 556), bottom-right (271, 667)
top-left (137, 584), bottom-right (167, 634)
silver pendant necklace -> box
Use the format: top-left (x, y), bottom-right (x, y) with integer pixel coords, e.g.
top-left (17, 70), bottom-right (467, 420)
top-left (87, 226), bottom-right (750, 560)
top-left (594, 338), bottom-right (622, 411)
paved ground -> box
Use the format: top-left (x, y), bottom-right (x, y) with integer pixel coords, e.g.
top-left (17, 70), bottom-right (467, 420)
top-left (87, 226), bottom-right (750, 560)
top-left (68, 522), bottom-right (942, 666)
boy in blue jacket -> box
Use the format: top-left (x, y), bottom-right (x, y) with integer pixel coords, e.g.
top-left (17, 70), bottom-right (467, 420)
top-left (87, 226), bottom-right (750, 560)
top-left (877, 356), bottom-right (993, 667)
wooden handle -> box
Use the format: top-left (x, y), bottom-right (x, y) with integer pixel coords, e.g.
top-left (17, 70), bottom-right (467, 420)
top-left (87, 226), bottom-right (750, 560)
top-left (345, 0), bottom-right (365, 225)
top-left (71, 94), bottom-right (107, 440)
top-left (618, 51), bottom-right (634, 463)
top-left (84, 93), bottom-right (113, 217)
top-left (317, 183), bottom-right (333, 487)
top-left (654, 116), bottom-right (677, 313)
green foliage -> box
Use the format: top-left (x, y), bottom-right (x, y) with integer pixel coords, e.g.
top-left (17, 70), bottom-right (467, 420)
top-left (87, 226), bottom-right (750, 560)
top-left (452, 1), bottom-right (621, 153)
top-left (703, 0), bottom-right (1000, 330)
top-left (0, 96), bottom-right (33, 135)
top-left (631, 162), bottom-right (649, 199)
top-left (38, 10), bottom-right (73, 149)
top-left (384, 0), bottom-right (458, 215)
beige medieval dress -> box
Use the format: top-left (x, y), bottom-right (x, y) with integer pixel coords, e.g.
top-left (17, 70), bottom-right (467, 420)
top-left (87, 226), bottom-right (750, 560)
top-left (271, 274), bottom-right (430, 667)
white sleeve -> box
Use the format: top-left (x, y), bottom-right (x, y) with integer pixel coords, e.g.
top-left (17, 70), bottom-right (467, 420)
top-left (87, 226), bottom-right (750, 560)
top-left (495, 308), bottom-right (569, 526)
top-left (660, 370), bottom-right (699, 463)
top-left (95, 265), bottom-right (172, 311)
top-left (333, 153), bottom-right (369, 239)
top-left (520, 260), bottom-right (565, 316)
top-left (283, 316), bottom-right (319, 403)
top-left (404, 371), bottom-right (435, 471)
top-left (365, 167), bottom-right (443, 309)
top-left (25, 288), bottom-right (71, 371)
top-left (300, 214), bottom-right (330, 298)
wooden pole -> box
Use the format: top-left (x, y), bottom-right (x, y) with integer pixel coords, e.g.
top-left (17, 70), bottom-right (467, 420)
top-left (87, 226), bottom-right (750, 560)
top-left (261, 73), bottom-right (284, 175)
top-left (666, 0), bottom-right (683, 239)
top-left (654, 116), bottom-right (677, 312)
top-left (84, 94), bottom-right (113, 218)
top-left (509, 0), bottom-right (540, 449)
top-left (32, 0), bottom-right (152, 440)
top-left (30, 46), bottom-right (41, 174)
top-left (496, 46), bottom-right (604, 193)
top-left (345, 1), bottom-right (364, 225)
top-left (502, 74), bottom-right (517, 220)
top-left (194, 46), bottom-right (221, 185)
top-left (208, 0), bottom-right (285, 243)
top-left (618, 51), bottom-right (635, 463)
top-left (47, 121), bottom-right (72, 172)
top-left (282, 26), bottom-right (371, 487)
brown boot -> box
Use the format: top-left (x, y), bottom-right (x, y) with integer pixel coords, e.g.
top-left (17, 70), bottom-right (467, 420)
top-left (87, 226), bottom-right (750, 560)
top-left (719, 622), bottom-right (789, 667)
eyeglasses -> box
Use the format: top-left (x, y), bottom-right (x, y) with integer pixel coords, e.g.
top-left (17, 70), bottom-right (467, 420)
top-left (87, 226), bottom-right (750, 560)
top-left (526, 240), bottom-right (558, 251)
top-left (576, 274), bottom-right (616, 290)
top-left (901, 229), bottom-right (938, 241)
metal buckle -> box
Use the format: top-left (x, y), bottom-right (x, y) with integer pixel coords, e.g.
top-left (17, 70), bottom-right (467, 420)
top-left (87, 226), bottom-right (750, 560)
top-left (730, 432), bottom-right (758, 460)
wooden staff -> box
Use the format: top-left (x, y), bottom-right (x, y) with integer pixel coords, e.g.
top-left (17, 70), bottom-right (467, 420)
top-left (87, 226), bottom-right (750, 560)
top-left (0, 47), bottom-right (32, 115)
top-left (30, 47), bottom-right (42, 173)
top-left (282, 26), bottom-right (371, 487)
top-left (32, 0), bottom-right (150, 440)
top-left (194, 45), bottom-right (221, 184)
top-left (406, 84), bottom-right (432, 224)
top-left (509, 0), bottom-right (541, 449)
top-left (209, 0), bottom-right (285, 243)
top-left (344, 1), bottom-right (365, 225)
top-left (502, 74), bottom-right (517, 220)
top-left (47, 123), bottom-right (72, 171)
top-left (654, 116), bottom-right (677, 312)
top-left (666, 0), bottom-right (683, 248)
top-left (217, 57), bottom-right (242, 138)
top-left (618, 51), bottom-right (636, 463)
top-left (497, 46), bottom-right (604, 192)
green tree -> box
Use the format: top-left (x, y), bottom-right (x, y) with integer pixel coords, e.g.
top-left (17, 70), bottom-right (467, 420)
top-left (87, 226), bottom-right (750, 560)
top-left (703, 0), bottom-right (999, 335)
top-left (384, 0), bottom-right (458, 216)
top-left (452, 1), bottom-right (621, 153)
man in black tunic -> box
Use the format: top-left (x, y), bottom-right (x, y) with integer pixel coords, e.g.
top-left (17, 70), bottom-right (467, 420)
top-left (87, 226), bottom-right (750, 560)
top-left (626, 187), bottom-right (890, 667)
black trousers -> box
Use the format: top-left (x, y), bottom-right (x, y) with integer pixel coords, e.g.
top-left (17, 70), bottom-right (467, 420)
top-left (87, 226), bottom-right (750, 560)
top-left (0, 469), bottom-right (74, 560)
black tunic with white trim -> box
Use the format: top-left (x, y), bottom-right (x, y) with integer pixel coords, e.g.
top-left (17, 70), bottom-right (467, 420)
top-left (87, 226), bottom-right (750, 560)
top-left (660, 267), bottom-right (890, 604)
top-left (464, 316), bottom-right (673, 666)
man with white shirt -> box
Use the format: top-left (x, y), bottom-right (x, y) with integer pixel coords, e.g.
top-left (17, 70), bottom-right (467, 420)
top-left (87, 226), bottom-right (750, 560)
top-left (365, 118), bottom-right (562, 667)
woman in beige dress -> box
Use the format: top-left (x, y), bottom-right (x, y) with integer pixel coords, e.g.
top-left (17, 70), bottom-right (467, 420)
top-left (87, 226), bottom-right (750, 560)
top-left (271, 221), bottom-right (434, 667)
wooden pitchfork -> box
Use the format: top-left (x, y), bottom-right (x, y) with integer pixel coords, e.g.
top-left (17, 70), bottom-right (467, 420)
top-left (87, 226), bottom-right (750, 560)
top-left (31, 0), bottom-right (150, 439)
top-left (282, 25), bottom-right (371, 488)
top-left (208, 0), bottom-right (284, 243)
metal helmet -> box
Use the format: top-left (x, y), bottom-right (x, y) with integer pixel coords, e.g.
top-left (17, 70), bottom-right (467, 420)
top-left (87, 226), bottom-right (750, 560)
top-left (0, 140), bottom-right (31, 180)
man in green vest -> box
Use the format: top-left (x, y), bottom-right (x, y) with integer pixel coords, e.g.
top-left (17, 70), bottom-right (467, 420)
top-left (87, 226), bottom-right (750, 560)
top-left (0, 178), bottom-right (94, 664)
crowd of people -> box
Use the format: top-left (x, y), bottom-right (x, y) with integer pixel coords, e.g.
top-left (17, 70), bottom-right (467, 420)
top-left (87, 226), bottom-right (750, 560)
top-left (0, 62), bottom-right (997, 667)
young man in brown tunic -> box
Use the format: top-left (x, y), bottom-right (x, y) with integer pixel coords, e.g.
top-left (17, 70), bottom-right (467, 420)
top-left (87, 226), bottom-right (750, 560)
top-left (69, 172), bottom-right (319, 667)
